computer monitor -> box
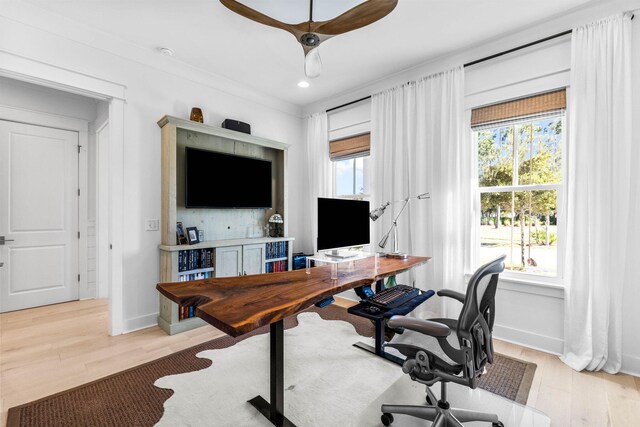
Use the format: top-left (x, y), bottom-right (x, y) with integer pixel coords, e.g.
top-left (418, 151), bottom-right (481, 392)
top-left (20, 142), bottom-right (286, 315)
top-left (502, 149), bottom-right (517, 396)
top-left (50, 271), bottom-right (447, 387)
top-left (317, 197), bottom-right (370, 256)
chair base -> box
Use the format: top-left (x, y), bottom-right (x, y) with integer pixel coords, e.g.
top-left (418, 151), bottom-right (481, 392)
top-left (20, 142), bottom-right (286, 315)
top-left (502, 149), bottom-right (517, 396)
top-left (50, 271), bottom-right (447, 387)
top-left (380, 382), bottom-right (502, 427)
top-left (381, 404), bottom-right (501, 426)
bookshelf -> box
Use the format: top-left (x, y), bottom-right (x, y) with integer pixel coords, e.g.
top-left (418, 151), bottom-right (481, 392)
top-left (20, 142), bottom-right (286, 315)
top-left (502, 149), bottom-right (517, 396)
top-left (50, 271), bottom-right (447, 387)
top-left (159, 237), bottom-right (294, 334)
top-left (157, 115), bottom-right (293, 334)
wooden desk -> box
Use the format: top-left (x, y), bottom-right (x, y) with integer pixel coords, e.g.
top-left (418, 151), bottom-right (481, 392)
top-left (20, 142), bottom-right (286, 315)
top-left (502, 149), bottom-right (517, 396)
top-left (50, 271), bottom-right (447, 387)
top-left (157, 255), bottom-right (430, 426)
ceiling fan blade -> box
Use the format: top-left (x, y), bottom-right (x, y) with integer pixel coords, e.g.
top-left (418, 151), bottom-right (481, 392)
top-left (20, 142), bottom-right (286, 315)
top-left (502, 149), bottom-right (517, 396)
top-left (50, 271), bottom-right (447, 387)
top-left (311, 0), bottom-right (398, 36)
top-left (219, 0), bottom-right (297, 35)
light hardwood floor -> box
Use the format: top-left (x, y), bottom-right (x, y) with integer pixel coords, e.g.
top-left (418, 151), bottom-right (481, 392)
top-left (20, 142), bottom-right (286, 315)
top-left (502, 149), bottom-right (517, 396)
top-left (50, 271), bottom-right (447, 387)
top-left (1, 299), bottom-right (639, 426)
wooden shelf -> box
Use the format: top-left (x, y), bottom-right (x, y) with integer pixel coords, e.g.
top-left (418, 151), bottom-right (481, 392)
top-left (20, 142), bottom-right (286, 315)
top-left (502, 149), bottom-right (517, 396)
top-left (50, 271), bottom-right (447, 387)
top-left (266, 257), bottom-right (288, 262)
top-left (157, 115), bottom-right (293, 335)
top-left (157, 115), bottom-right (289, 151)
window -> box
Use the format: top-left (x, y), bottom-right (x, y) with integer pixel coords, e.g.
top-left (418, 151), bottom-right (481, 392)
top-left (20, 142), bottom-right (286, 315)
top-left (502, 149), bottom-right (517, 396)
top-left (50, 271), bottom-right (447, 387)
top-left (473, 91), bottom-right (565, 277)
top-left (335, 157), bottom-right (366, 196)
top-left (330, 133), bottom-right (370, 197)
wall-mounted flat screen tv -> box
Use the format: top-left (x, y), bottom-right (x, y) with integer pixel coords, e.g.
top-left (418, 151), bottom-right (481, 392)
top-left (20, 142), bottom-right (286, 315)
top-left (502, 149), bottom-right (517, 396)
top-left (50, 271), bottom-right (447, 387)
top-left (185, 147), bottom-right (272, 208)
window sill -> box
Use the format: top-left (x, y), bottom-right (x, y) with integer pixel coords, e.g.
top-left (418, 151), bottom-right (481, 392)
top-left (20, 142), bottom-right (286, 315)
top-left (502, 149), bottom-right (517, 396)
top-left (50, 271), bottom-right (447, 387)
top-left (464, 273), bottom-right (564, 299)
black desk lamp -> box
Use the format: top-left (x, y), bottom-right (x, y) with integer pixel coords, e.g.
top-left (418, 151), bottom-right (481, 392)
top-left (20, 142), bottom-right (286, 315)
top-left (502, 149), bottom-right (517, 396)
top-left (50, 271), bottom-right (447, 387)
top-left (370, 193), bottom-right (430, 259)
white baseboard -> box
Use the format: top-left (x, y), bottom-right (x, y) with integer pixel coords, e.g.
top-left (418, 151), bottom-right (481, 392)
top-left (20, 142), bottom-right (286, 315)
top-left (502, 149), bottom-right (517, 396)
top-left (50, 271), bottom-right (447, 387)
top-left (493, 323), bottom-right (564, 355)
top-left (123, 312), bottom-right (158, 334)
top-left (621, 353), bottom-right (640, 377)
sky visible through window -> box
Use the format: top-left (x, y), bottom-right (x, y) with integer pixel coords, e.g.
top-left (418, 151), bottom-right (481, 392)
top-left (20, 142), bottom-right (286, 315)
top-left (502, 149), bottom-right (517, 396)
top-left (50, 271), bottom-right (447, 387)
top-left (335, 157), bottom-right (364, 196)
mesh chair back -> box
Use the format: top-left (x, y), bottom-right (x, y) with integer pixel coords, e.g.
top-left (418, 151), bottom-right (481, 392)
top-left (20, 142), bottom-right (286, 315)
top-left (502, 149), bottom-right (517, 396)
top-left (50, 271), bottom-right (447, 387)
top-left (456, 256), bottom-right (506, 384)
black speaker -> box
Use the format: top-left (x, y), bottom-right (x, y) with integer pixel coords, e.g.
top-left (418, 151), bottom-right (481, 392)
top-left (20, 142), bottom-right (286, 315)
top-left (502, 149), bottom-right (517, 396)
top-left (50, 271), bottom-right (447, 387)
top-left (221, 119), bottom-right (251, 134)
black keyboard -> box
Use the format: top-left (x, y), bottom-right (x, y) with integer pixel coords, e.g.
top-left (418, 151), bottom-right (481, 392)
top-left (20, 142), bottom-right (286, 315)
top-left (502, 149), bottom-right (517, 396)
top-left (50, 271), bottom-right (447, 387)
top-left (364, 285), bottom-right (419, 309)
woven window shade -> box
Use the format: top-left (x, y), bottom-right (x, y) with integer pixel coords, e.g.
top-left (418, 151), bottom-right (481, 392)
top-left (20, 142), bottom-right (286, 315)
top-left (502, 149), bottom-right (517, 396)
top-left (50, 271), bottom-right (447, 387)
top-left (329, 133), bottom-right (370, 160)
top-left (471, 89), bottom-right (566, 128)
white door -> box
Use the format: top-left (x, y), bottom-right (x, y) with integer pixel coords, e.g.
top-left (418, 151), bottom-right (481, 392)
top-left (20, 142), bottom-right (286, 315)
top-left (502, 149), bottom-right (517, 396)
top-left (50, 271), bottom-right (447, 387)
top-left (242, 244), bottom-right (265, 275)
top-left (214, 245), bottom-right (242, 277)
top-left (0, 120), bottom-right (79, 312)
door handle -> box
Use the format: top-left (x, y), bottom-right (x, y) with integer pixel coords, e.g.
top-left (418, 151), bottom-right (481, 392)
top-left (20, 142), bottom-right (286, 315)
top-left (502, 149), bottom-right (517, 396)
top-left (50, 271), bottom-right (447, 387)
top-left (0, 236), bottom-right (15, 245)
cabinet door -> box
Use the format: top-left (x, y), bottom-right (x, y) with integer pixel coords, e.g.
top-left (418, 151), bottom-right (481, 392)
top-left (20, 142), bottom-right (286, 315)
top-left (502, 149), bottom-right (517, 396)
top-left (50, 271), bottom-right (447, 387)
top-left (242, 244), bottom-right (266, 275)
top-left (215, 246), bottom-right (242, 277)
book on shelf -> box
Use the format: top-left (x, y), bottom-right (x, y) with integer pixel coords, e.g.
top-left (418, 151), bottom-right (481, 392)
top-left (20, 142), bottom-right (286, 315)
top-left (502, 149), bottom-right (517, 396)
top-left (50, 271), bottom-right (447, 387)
top-left (178, 247), bottom-right (214, 272)
top-left (266, 241), bottom-right (288, 260)
top-left (179, 304), bottom-right (198, 320)
top-left (179, 271), bottom-right (212, 281)
top-left (265, 259), bottom-right (288, 273)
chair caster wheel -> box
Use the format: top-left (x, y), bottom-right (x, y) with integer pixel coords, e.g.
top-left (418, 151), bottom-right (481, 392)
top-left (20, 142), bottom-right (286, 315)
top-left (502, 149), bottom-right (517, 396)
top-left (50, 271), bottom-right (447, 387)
top-left (381, 413), bottom-right (394, 426)
top-left (425, 395), bottom-right (433, 405)
top-left (492, 422), bottom-right (504, 427)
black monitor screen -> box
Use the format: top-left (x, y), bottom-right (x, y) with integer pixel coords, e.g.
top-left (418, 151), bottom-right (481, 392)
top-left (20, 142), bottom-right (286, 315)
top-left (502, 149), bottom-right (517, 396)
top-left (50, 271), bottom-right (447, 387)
top-left (185, 147), bottom-right (272, 208)
top-left (317, 198), bottom-right (370, 251)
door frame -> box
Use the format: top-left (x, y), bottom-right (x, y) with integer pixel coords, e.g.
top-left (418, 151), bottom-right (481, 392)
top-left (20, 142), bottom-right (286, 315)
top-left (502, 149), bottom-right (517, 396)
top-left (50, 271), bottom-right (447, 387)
top-left (0, 50), bottom-right (126, 335)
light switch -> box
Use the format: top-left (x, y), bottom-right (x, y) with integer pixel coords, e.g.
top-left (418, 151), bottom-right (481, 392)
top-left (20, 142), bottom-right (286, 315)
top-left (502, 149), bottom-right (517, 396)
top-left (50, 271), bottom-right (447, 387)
top-left (145, 219), bottom-right (159, 231)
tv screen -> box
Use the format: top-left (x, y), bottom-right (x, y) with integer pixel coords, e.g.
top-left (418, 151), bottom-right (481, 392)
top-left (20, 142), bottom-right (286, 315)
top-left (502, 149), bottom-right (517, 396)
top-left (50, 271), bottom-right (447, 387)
top-left (185, 147), bottom-right (272, 208)
top-left (317, 198), bottom-right (370, 251)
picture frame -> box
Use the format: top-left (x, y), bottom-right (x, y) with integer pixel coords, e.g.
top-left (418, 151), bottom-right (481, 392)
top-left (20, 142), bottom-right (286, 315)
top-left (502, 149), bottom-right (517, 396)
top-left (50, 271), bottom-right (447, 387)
top-left (176, 222), bottom-right (188, 245)
top-left (186, 226), bottom-right (200, 245)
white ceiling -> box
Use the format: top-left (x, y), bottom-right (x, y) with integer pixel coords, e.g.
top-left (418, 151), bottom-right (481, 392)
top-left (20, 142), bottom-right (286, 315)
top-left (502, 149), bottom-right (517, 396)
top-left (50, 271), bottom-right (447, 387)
top-left (23, 0), bottom-right (595, 107)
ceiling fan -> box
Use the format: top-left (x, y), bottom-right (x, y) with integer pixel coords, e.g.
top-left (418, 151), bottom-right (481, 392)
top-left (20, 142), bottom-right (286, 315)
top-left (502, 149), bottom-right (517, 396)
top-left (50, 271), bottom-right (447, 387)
top-left (219, 0), bottom-right (398, 78)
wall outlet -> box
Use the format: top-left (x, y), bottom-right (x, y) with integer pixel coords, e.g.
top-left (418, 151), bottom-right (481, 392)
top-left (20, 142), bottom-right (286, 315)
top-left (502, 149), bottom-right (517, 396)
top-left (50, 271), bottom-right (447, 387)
top-left (145, 219), bottom-right (159, 231)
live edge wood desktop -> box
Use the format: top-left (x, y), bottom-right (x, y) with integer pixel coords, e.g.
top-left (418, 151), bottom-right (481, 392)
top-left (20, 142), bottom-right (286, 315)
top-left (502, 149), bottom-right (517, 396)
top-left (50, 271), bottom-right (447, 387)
top-left (157, 255), bottom-right (430, 427)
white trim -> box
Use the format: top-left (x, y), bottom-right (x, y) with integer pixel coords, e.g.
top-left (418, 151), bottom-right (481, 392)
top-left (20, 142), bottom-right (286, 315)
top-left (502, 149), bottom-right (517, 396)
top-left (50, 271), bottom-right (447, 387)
top-left (78, 130), bottom-right (89, 299)
top-left (0, 50), bottom-right (126, 101)
top-left (478, 183), bottom-right (561, 193)
top-left (465, 273), bottom-right (565, 295)
top-left (108, 99), bottom-right (124, 336)
top-left (498, 276), bottom-right (564, 297)
top-left (0, 53), bottom-right (127, 336)
top-left (621, 354), bottom-right (640, 377)
top-left (95, 121), bottom-right (109, 300)
top-left (493, 323), bottom-right (564, 355)
top-left (0, 105), bottom-right (88, 132)
top-left (123, 312), bottom-right (158, 334)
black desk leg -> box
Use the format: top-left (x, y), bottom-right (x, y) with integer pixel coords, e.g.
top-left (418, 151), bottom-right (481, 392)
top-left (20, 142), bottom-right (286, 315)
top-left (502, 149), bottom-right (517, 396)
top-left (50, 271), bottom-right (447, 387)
top-left (353, 278), bottom-right (404, 365)
top-left (375, 278), bottom-right (384, 293)
top-left (248, 320), bottom-right (296, 427)
top-left (353, 318), bottom-right (404, 366)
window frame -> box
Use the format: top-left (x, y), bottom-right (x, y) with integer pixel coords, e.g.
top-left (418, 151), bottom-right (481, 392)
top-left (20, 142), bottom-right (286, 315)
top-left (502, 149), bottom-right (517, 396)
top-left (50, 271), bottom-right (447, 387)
top-left (474, 114), bottom-right (565, 284)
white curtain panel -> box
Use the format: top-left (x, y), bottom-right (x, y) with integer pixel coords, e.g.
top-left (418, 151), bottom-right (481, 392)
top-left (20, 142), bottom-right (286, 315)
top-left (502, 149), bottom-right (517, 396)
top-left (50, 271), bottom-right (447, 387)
top-left (371, 67), bottom-right (472, 318)
top-left (305, 112), bottom-right (332, 254)
top-left (561, 13), bottom-right (633, 373)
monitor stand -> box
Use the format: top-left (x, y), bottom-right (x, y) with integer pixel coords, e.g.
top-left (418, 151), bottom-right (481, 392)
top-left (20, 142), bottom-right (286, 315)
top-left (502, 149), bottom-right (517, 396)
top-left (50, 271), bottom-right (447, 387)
top-left (324, 249), bottom-right (360, 259)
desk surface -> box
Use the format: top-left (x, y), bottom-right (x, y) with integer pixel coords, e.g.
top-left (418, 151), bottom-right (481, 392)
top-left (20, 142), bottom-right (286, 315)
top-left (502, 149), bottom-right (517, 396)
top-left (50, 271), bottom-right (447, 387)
top-left (157, 255), bottom-right (430, 337)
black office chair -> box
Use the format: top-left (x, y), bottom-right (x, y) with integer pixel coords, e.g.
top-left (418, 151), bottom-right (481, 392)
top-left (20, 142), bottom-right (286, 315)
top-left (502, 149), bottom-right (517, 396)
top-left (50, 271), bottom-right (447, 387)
top-left (380, 255), bottom-right (507, 427)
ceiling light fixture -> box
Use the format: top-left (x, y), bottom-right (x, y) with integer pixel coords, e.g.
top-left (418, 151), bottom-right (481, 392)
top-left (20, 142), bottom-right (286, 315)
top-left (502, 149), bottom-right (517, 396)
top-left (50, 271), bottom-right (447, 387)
top-left (297, 81), bottom-right (310, 88)
top-left (219, 0), bottom-right (398, 78)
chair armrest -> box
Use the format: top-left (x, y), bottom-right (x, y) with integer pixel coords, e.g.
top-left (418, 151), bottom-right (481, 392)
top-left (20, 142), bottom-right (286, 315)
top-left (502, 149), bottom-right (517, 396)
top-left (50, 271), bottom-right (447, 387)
top-left (387, 316), bottom-right (451, 338)
top-left (437, 289), bottom-right (465, 303)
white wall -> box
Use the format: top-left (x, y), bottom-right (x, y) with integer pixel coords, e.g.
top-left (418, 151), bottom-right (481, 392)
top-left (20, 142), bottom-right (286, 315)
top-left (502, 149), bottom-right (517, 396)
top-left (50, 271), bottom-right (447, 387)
top-left (0, 8), bottom-right (305, 333)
